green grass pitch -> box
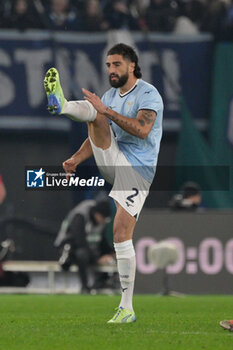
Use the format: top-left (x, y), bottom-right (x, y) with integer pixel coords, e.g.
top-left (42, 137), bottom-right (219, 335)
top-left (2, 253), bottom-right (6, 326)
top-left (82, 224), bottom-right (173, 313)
top-left (0, 295), bottom-right (232, 350)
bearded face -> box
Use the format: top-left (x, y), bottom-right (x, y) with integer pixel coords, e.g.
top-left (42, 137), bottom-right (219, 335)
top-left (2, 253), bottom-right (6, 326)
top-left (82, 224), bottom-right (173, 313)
top-left (109, 72), bottom-right (129, 88)
top-left (106, 54), bottom-right (134, 89)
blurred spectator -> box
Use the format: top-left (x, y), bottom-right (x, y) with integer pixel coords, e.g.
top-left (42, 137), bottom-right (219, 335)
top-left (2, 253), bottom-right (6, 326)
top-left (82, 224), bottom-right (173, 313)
top-left (177, 0), bottom-right (204, 20)
top-left (70, 0), bottom-right (86, 12)
top-left (174, 16), bottom-right (199, 34)
top-left (0, 175), bottom-right (6, 205)
top-left (131, 0), bottom-right (151, 16)
top-left (0, 173), bottom-right (10, 220)
top-left (82, 0), bottom-right (108, 32)
top-left (174, 0), bottom-right (205, 34)
top-left (128, 0), bottom-right (151, 30)
top-left (169, 182), bottom-right (202, 211)
top-left (145, 0), bottom-right (178, 32)
top-left (103, 0), bottom-right (140, 30)
top-left (46, 0), bottom-right (84, 31)
top-left (0, 0), bottom-right (12, 28)
top-left (54, 199), bottom-right (115, 293)
top-left (0, 0), bottom-right (231, 40)
top-left (200, 0), bottom-right (229, 40)
top-left (222, 0), bottom-right (233, 40)
top-left (2, 0), bottom-right (44, 30)
top-left (0, 174), bottom-right (7, 218)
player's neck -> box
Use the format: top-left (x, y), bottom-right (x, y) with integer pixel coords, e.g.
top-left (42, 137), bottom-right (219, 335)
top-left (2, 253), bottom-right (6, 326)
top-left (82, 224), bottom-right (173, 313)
top-left (119, 76), bottom-right (138, 95)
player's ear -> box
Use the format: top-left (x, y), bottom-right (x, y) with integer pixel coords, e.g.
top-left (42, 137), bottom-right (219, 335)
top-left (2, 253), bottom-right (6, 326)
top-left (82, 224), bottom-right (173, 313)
top-left (129, 62), bottom-right (135, 73)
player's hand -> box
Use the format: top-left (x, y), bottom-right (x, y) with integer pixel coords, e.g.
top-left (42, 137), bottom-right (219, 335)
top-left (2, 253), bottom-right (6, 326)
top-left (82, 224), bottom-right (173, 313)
top-left (62, 157), bottom-right (77, 180)
top-left (82, 88), bottom-right (107, 115)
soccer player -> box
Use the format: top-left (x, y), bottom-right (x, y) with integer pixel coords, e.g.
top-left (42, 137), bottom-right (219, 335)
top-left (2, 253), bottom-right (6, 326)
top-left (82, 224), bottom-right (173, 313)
top-left (44, 43), bottom-right (163, 323)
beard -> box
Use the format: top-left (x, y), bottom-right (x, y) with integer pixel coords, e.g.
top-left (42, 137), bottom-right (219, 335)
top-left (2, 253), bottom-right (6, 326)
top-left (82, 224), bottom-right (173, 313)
top-left (109, 72), bottom-right (129, 88)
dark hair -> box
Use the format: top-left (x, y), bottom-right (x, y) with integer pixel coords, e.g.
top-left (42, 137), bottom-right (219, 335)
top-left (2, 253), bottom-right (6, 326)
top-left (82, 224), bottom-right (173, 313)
top-left (107, 43), bottom-right (142, 79)
top-left (181, 182), bottom-right (201, 199)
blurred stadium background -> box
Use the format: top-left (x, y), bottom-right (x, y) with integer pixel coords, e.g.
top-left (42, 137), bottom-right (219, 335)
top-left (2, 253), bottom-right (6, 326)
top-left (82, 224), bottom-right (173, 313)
top-left (0, 0), bottom-right (233, 296)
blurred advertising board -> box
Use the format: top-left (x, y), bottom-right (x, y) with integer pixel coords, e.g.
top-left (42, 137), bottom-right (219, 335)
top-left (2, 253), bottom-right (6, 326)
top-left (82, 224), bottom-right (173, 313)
top-left (0, 31), bottom-right (213, 131)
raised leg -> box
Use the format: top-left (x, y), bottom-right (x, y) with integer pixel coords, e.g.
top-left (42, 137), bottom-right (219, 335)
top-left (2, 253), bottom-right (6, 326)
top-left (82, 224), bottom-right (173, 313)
top-left (44, 68), bottom-right (112, 150)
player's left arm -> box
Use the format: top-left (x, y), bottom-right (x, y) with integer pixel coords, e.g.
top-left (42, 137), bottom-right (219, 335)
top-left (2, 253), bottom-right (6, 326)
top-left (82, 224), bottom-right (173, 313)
top-left (82, 88), bottom-right (156, 139)
top-left (105, 108), bottom-right (156, 139)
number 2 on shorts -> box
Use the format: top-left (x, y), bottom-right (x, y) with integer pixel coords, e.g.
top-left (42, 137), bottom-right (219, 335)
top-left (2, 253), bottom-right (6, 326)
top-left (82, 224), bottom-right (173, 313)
top-left (126, 188), bottom-right (139, 204)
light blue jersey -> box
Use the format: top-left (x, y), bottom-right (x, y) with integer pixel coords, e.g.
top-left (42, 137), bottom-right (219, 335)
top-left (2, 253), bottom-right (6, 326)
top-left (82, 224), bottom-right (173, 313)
top-left (101, 79), bottom-right (163, 183)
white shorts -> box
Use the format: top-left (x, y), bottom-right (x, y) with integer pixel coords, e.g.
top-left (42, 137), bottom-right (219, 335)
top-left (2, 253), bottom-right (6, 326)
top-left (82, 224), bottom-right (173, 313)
top-left (89, 129), bottom-right (151, 219)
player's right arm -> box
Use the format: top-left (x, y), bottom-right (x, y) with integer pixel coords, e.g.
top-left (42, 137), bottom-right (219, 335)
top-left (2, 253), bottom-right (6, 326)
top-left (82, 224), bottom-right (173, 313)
top-left (63, 137), bottom-right (93, 177)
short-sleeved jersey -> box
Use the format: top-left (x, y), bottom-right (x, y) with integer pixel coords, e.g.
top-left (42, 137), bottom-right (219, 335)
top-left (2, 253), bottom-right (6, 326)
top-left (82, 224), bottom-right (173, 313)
top-left (101, 79), bottom-right (163, 183)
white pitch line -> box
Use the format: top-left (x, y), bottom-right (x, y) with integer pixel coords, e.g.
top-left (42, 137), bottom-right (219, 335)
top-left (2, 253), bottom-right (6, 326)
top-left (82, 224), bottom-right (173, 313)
top-left (144, 330), bottom-right (233, 336)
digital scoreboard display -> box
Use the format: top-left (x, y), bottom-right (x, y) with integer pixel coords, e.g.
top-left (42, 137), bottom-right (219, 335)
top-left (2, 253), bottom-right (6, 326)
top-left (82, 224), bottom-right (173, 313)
top-left (134, 210), bottom-right (233, 294)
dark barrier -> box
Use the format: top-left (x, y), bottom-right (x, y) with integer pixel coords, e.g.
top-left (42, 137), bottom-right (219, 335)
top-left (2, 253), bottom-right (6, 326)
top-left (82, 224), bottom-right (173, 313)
top-left (134, 209), bottom-right (233, 294)
top-left (2, 209), bottom-right (232, 294)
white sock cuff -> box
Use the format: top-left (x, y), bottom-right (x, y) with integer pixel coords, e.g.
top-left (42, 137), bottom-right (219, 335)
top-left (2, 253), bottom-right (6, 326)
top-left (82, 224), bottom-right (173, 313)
top-left (114, 240), bottom-right (135, 259)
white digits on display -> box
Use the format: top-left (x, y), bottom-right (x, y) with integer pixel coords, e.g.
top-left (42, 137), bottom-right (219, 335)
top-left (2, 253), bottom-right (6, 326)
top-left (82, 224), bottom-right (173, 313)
top-left (225, 239), bottom-right (233, 274)
top-left (136, 237), bottom-right (233, 275)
